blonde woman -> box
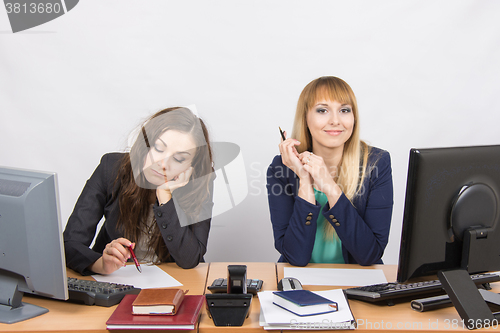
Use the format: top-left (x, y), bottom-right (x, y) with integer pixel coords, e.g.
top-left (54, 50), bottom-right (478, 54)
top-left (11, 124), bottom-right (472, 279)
top-left (267, 76), bottom-right (393, 266)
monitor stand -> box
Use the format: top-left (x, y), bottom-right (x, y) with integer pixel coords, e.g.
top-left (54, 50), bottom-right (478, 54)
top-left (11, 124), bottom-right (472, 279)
top-left (438, 269), bottom-right (500, 330)
top-left (0, 275), bottom-right (49, 324)
top-left (438, 227), bottom-right (500, 330)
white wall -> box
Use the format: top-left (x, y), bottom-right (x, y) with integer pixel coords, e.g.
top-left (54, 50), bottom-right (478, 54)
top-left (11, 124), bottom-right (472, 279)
top-left (1, 0), bottom-right (499, 265)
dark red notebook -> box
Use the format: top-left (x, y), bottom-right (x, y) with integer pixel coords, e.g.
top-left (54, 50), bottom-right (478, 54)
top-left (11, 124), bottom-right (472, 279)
top-left (106, 294), bottom-right (204, 330)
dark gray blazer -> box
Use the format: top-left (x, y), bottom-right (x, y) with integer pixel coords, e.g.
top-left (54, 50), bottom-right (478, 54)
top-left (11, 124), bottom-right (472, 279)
top-left (63, 153), bottom-right (212, 275)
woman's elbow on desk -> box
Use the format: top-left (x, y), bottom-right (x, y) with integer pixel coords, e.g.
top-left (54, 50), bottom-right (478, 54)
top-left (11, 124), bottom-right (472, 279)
top-left (279, 251), bottom-right (311, 267)
top-left (288, 260), bottom-right (309, 267)
top-left (357, 259), bottom-right (380, 267)
top-left (351, 249), bottom-right (385, 266)
top-left (171, 252), bottom-right (205, 269)
top-left (176, 261), bottom-right (201, 269)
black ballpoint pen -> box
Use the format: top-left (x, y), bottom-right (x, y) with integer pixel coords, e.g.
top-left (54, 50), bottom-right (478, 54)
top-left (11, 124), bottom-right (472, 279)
top-left (279, 127), bottom-right (286, 141)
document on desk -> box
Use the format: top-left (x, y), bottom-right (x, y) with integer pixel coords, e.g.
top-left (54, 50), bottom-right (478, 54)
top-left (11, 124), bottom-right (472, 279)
top-left (92, 264), bottom-right (182, 289)
top-left (259, 289), bottom-right (355, 330)
top-left (284, 267), bottom-right (387, 286)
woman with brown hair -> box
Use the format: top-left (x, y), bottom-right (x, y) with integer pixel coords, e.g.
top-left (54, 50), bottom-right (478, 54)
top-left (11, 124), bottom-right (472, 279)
top-left (64, 107), bottom-right (214, 275)
top-left (267, 76), bottom-right (393, 266)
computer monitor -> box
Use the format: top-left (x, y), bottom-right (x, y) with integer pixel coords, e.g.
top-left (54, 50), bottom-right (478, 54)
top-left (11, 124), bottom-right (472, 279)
top-left (0, 166), bottom-right (68, 324)
top-left (397, 145), bottom-right (500, 283)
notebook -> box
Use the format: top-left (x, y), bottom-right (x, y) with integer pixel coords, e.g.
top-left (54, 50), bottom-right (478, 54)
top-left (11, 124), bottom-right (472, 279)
top-left (106, 294), bottom-right (204, 330)
top-left (272, 289), bottom-right (338, 316)
top-left (132, 288), bottom-right (185, 315)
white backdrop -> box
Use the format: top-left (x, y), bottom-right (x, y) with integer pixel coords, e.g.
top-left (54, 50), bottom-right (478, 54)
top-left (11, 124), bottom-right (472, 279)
top-left (1, 0), bottom-right (499, 265)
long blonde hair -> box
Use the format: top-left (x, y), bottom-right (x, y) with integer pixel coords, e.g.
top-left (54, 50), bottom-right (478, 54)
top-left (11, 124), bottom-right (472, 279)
top-left (291, 76), bottom-right (370, 239)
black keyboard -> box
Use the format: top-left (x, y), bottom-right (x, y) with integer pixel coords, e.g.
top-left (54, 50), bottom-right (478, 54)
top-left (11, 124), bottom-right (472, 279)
top-left (67, 277), bottom-right (141, 307)
top-left (344, 273), bottom-right (500, 304)
top-left (207, 278), bottom-right (263, 295)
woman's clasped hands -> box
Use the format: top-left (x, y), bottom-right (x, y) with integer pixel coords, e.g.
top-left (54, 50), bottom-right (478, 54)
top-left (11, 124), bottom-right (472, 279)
top-left (279, 131), bottom-right (341, 201)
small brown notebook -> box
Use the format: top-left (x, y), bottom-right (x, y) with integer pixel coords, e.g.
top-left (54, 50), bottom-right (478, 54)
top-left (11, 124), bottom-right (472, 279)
top-left (132, 288), bottom-right (185, 315)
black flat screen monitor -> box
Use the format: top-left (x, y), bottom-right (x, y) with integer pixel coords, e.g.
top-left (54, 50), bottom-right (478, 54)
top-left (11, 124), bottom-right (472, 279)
top-left (0, 166), bottom-right (68, 324)
top-left (397, 145), bottom-right (500, 283)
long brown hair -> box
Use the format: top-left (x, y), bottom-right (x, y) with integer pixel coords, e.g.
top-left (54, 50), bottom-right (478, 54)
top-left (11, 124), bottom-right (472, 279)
top-left (115, 107), bottom-right (213, 262)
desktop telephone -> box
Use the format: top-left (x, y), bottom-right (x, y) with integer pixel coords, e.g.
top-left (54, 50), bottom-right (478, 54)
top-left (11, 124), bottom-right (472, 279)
top-left (208, 278), bottom-right (263, 295)
top-left (205, 265), bottom-right (255, 326)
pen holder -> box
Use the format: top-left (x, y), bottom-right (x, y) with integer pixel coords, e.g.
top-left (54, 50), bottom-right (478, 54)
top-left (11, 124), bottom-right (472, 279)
top-left (205, 293), bottom-right (252, 326)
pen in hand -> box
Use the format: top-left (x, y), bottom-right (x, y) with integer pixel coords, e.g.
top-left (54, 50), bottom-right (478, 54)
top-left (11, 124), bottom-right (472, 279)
top-left (128, 244), bottom-right (142, 273)
top-left (279, 127), bottom-right (286, 141)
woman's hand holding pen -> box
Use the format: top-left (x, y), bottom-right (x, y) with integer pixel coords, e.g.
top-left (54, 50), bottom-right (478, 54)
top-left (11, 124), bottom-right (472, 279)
top-left (156, 166), bottom-right (193, 205)
top-left (90, 238), bottom-right (135, 275)
top-left (278, 130), bottom-right (311, 181)
top-left (279, 128), bottom-right (315, 203)
top-left (278, 127), bottom-right (341, 205)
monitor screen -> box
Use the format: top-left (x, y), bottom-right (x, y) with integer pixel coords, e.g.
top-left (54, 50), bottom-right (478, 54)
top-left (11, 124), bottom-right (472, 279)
top-left (0, 166), bottom-right (68, 324)
top-left (397, 145), bottom-right (500, 283)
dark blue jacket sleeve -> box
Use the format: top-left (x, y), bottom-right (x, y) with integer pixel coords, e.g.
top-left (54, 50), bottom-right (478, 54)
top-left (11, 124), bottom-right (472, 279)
top-left (266, 148), bottom-right (393, 266)
top-left (327, 150), bottom-right (393, 265)
top-left (266, 155), bottom-right (320, 266)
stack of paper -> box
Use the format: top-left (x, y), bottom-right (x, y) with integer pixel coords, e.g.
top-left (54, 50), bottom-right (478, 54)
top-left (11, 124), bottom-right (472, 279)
top-left (283, 267), bottom-right (387, 286)
top-left (259, 289), bottom-right (355, 330)
top-left (92, 264), bottom-right (183, 289)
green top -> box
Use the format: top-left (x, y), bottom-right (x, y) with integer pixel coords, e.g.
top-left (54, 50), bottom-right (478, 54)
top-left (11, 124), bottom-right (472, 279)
top-left (310, 189), bottom-right (345, 264)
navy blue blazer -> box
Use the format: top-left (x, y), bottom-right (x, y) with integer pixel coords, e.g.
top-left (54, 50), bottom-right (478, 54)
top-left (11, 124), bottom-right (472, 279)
top-left (266, 147), bottom-right (393, 266)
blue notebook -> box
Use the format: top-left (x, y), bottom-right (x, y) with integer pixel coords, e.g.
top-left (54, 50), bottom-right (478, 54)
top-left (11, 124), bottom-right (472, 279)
top-left (272, 290), bottom-right (338, 317)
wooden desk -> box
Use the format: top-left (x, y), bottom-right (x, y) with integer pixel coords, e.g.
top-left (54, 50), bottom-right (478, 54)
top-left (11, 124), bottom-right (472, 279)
top-left (277, 263), bottom-right (500, 332)
top-left (0, 263), bottom-right (209, 333)
top-left (198, 262), bottom-right (277, 333)
top-left (4, 263), bottom-right (500, 332)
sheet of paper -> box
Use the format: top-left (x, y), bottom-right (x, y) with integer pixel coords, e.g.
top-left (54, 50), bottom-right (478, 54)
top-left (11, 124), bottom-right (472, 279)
top-left (284, 267), bottom-right (387, 286)
top-left (258, 289), bottom-right (354, 330)
top-left (92, 264), bottom-right (182, 289)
